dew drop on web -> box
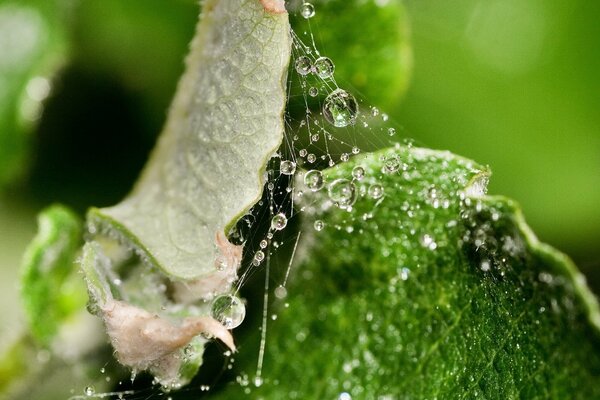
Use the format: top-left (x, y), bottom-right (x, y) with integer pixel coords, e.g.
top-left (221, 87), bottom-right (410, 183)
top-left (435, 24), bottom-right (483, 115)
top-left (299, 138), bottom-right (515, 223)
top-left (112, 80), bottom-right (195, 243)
top-left (295, 56), bottom-right (312, 75)
top-left (323, 89), bottom-right (358, 128)
top-left (211, 294), bottom-right (246, 329)
top-left (314, 56), bottom-right (335, 79)
top-left (280, 160), bottom-right (296, 175)
top-left (304, 170), bottom-right (324, 191)
top-left (300, 2), bottom-right (315, 19)
top-left (271, 213), bottom-right (288, 231)
top-left (328, 179), bottom-right (357, 209)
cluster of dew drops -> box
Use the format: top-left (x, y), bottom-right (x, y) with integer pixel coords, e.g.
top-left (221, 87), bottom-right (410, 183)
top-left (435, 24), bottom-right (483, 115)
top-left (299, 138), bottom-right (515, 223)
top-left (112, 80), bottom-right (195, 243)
top-left (210, 1), bottom-right (398, 350)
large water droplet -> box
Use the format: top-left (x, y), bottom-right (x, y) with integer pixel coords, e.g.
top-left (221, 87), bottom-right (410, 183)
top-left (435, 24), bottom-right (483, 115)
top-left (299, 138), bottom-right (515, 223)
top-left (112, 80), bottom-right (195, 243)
top-left (211, 294), bottom-right (246, 329)
top-left (304, 170), bottom-right (324, 191)
top-left (314, 56), bottom-right (335, 79)
top-left (328, 179), bottom-right (357, 209)
top-left (295, 56), bottom-right (312, 76)
top-left (300, 2), bottom-right (315, 18)
top-left (383, 156), bottom-right (401, 174)
top-left (323, 89), bottom-right (358, 128)
top-left (271, 213), bottom-right (288, 231)
top-left (280, 160), bottom-right (296, 175)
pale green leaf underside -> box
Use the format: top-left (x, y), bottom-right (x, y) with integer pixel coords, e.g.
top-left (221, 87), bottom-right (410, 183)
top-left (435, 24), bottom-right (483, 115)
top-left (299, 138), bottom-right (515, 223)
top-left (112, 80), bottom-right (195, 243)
top-left (89, 0), bottom-right (291, 280)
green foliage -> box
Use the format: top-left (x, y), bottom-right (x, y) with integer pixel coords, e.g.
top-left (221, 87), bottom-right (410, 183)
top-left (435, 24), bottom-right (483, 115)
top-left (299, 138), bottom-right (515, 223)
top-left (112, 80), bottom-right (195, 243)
top-left (20, 204), bottom-right (84, 346)
top-left (0, 0), bottom-right (69, 187)
top-left (290, 0), bottom-right (411, 109)
top-left (216, 147), bottom-right (600, 399)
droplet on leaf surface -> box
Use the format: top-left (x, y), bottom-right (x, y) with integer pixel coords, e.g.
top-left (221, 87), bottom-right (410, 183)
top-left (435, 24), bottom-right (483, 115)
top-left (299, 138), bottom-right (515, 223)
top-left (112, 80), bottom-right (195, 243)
top-left (280, 160), bottom-right (296, 175)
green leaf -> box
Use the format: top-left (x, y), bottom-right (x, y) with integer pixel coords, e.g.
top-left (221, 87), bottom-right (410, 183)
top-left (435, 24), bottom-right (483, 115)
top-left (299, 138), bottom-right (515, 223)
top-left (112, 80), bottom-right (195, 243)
top-left (20, 204), bottom-right (84, 346)
top-left (215, 147), bottom-right (600, 398)
top-left (0, 0), bottom-right (69, 187)
top-left (80, 0), bottom-right (292, 386)
top-left (289, 0), bottom-right (412, 109)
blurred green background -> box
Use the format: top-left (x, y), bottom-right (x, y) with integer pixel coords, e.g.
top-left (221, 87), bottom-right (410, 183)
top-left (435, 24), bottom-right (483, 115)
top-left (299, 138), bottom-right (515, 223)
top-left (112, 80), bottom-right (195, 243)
top-left (0, 0), bottom-right (598, 350)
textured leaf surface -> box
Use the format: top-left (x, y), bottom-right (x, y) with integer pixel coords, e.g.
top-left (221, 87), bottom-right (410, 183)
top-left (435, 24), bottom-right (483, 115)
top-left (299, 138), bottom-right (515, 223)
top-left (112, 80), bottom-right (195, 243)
top-left (88, 0), bottom-right (291, 281)
top-left (20, 204), bottom-right (84, 346)
top-left (0, 0), bottom-right (68, 187)
top-left (216, 147), bottom-right (600, 399)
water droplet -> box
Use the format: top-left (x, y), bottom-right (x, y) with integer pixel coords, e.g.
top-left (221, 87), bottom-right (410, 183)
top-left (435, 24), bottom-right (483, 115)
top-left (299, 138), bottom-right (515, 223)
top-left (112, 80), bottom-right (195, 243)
top-left (299, 148), bottom-right (308, 157)
top-left (280, 160), bottom-right (296, 175)
top-left (254, 250), bottom-right (265, 265)
top-left (211, 294), bottom-right (246, 329)
top-left (352, 166), bottom-right (365, 180)
top-left (328, 179), bottom-right (357, 209)
top-left (295, 56), bottom-right (312, 76)
top-left (311, 133), bottom-right (319, 142)
top-left (304, 170), bottom-right (324, 192)
top-left (340, 153), bottom-right (350, 162)
top-left (323, 89), bottom-right (358, 128)
top-left (371, 107), bottom-right (380, 117)
top-left (420, 234), bottom-right (438, 250)
top-left (352, 146), bottom-right (360, 154)
top-left (382, 113), bottom-right (389, 121)
top-left (300, 2), bottom-right (315, 18)
top-left (388, 127), bottom-right (396, 136)
top-left (259, 239), bottom-right (268, 249)
top-left (338, 393), bottom-right (352, 400)
top-left (271, 213), bottom-right (288, 231)
top-left (309, 86), bottom-right (319, 97)
top-left (314, 220), bottom-right (325, 231)
top-left (368, 184), bottom-right (384, 199)
top-left (254, 376), bottom-right (264, 387)
top-left (307, 153), bottom-right (317, 163)
top-left (84, 386), bottom-right (95, 396)
top-left (314, 56), bottom-right (335, 79)
top-left (383, 156), bottom-right (401, 173)
top-left (274, 285), bottom-right (288, 299)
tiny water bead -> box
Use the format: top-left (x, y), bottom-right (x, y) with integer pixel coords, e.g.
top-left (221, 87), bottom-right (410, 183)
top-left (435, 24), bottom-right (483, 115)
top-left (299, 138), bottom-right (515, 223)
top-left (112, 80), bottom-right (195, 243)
top-left (368, 184), bottom-right (384, 199)
top-left (352, 166), bottom-right (365, 180)
top-left (300, 2), bottom-right (315, 19)
top-left (84, 386), bottom-right (95, 396)
top-left (383, 156), bottom-right (401, 173)
top-left (304, 169), bottom-right (324, 191)
top-left (295, 56), bottom-right (312, 76)
top-left (314, 220), bottom-right (325, 231)
top-left (323, 89), bottom-right (359, 128)
top-left (253, 250), bottom-right (265, 265)
top-left (308, 86), bottom-right (319, 97)
top-left (307, 153), bottom-right (317, 163)
top-left (271, 213), bottom-right (288, 231)
top-left (212, 295), bottom-right (246, 329)
top-left (280, 160), bottom-right (296, 175)
top-left (274, 285), bottom-right (288, 299)
top-left (328, 179), bottom-right (357, 209)
top-left (388, 127), bottom-right (396, 136)
top-left (314, 56), bottom-right (335, 79)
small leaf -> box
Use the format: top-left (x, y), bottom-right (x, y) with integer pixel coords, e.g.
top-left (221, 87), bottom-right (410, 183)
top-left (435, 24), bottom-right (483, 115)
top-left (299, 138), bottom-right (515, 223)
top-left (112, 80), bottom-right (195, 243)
top-left (20, 204), bottom-right (84, 346)
top-left (215, 147), bottom-right (600, 398)
top-left (81, 0), bottom-right (292, 386)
